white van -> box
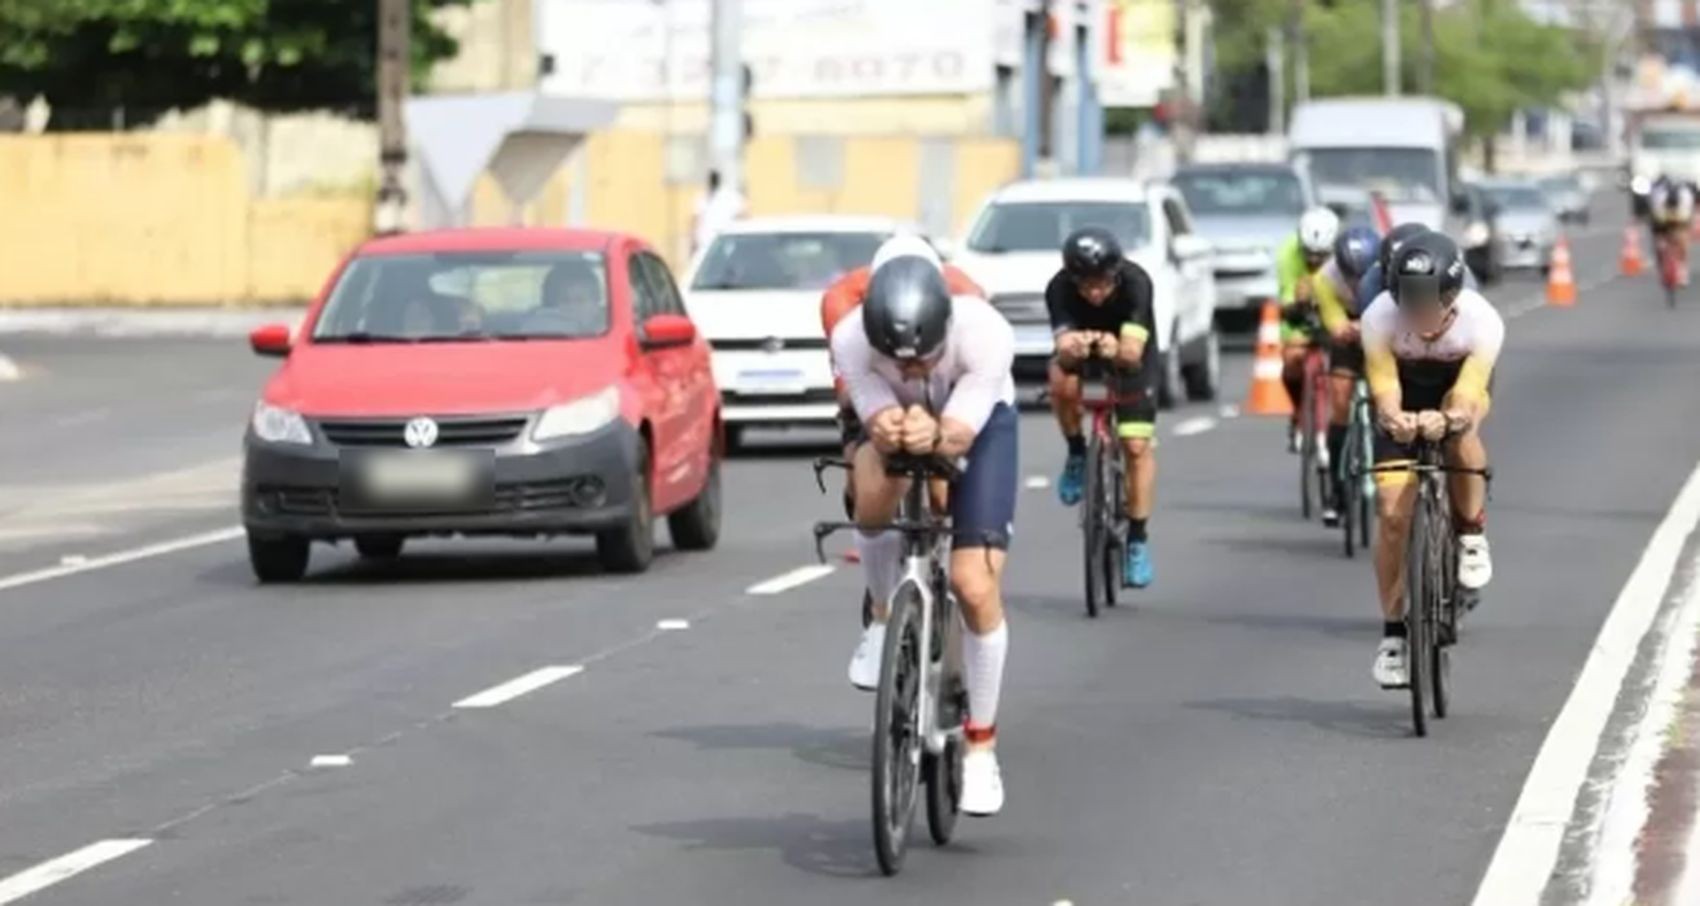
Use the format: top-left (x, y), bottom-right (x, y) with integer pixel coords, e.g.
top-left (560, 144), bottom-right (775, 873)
top-left (1289, 97), bottom-right (1466, 232)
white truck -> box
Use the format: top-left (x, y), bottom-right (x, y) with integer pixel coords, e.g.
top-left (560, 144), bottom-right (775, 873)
top-left (1627, 112), bottom-right (1700, 216)
top-left (1288, 96), bottom-right (1467, 233)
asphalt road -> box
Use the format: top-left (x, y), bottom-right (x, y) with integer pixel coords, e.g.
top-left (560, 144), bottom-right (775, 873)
top-left (0, 215), bottom-right (1693, 905)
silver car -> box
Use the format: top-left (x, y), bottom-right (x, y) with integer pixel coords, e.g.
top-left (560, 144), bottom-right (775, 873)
top-left (1479, 179), bottom-right (1561, 273)
top-left (1538, 173), bottom-right (1591, 224)
top-left (1170, 163), bottom-right (1310, 329)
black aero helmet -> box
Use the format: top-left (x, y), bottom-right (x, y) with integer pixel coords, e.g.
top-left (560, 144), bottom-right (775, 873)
top-left (1062, 227), bottom-right (1123, 281)
top-left (863, 252), bottom-right (952, 361)
top-left (1378, 222), bottom-right (1429, 276)
top-left (1333, 226), bottom-right (1381, 281)
top-left (1389, 231), bottom-right (1467, 310)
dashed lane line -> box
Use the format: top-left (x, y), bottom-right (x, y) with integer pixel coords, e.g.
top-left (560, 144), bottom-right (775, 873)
top-left (0, 839), bottom-right (152, 905)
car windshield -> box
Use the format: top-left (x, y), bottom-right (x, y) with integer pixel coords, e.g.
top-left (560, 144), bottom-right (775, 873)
top-left (966, 202), bottom-right (1151, 253)
top-left (1171, 170), bottom-right (1306, 218)
top-left (1299, 148), bottom-right (1442, 204)
top-left (311, 251), bottom-right (610, 342)
top-left (1640, 129), bottom-right (1700, 150)
top-left (1483, 185), bottom-right (1549, 212)
top-left (1539, 175), bottom-right (1581, 193)
top-left (690, 232), bottom-right (889, 291)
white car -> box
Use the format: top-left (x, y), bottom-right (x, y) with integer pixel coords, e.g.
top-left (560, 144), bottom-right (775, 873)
top-left (681, 216), bottom-right (921, 449)
top-left (950, 178), bottom-right (1221, 406)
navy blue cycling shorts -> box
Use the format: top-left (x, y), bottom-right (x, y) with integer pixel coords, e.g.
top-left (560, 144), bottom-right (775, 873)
top-left (949, 402), bottom-right (1019, 551)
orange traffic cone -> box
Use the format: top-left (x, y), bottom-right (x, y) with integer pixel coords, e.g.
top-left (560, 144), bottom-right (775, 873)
top-left (1245, 299), bottom-right (1294, 416)
top-left (1621, 226), bottom-right (1645, 276)
top-left (1548, 237), bottom-right (1577, 307)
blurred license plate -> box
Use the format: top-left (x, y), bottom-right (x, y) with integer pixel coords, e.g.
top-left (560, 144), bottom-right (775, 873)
top-left (737, 368), bottom-right (807, 395)
top-left (342, 450), bottom-right (493, 509)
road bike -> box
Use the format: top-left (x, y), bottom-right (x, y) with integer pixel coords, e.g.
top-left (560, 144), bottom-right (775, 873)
top-left (1337, 377), bottom-right (1376, 558)
top-left (1656, 228), bottom-right (1687, 309)
top-left (1287, 307), bottom-right (1334, 520)
top-left (1367, 432), bottom-right (1491, 737)
top-left (1077, 357), bottom-right (1128, 618)
top-left (813, 454), bottom-right (967, 875)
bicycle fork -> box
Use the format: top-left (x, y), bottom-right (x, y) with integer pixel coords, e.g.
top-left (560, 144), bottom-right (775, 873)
top-left (900, 553), bottom-right (960, 758)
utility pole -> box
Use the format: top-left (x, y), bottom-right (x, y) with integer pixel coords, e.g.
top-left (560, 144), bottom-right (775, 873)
top-left (1382, 0), bottom-right (1401, 97)
top-left (1417, 0), bottom-right (1435, 95)
top-left (708, 0), bottom-right (744, 199)
top-left (1291, 0), bottom-right (1309, 104)
top-left (1267, 25), bottom-right (1286, 135)
top-left (375, 0), bottom-right (410, 234)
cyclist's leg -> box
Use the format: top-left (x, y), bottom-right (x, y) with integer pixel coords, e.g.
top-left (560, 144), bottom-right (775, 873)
top-left (1371, 427), bottom-right (1420, 685)
top-left (1048, 359), bottom-right (1087, 503)
top-left (851, 440), bottom-right (908, 622)
top-left (1444, 389), bottom-right (1493, 589)
top-left (1326, 339), bottom-right (1364, 511)
top-left (1281, 337), bottom-right (1308, 428)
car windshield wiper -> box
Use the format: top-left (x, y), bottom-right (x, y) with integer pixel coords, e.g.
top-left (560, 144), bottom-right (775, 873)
top-left (316, 332), bottom-right (417, 344)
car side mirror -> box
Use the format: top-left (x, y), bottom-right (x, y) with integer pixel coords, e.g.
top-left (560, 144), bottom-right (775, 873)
top-left (640, 314), bottom-right (697, 350)
top-left (249, 323), bottom-right (292, 358)
top-left (1451, 193), bottom-right (1471, 216)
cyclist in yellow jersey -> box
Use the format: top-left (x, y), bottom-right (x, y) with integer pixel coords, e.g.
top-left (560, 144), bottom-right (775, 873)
top-left (1276, 206), bottom-right (1341, 450)
top-left (1361, 232), bottom-right (1504, 689)
top-left (1311, 226), bottom-right (1381, 526)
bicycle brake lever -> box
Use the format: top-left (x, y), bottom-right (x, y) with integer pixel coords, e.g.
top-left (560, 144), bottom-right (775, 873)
top-left (812, 523), bottom-right (832, 564)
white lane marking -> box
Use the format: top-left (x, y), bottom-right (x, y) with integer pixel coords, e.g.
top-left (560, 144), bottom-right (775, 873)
top-left (746, 564), bottom-right (835, 595)
top-left (1218, 403), bottom-right (1241, 419)
top-left (1472, 459), bottom-right (1700, 906)
top-left (453, 665), bottom-right (584, 709)
top-left (656, 619), bottom-right (690, 631)
top-left (1170, 415), bottom-right (1218, 437)
top-left (309, 755), bottom-right (353, 768)
top-left (0, 526), bottom-right (244, 594)
top-left (0, 353), bottom-right (20, 382)
top-left (1587, 541), bottom-right (1700, 905)
top-left (58, 554), bottom-right (88, 567)
top-left (0, 838), bottom-right (152, 904)
top-left (1024, 475), bottom-right (1051, 490)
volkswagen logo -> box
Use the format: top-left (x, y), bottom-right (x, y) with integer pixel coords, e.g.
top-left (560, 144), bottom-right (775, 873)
top-left (760, 336), bottom-right (785, 354)
top-left (403, 417), bottom-right (439, 449)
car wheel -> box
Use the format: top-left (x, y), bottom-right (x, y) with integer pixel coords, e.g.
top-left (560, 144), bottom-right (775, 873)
top-left (1157, 331), bottom-right (1183, 410)
top-left (248, 532), bottom-right (309, 584)
top-left (1183, 329), bottom-right (1220, 402)
top-left (354, 535), bottom-right (405, 560)
top-left (597, 441), bottom-right (656, 573)
top-left (668, 454), bottom-right (721, 552)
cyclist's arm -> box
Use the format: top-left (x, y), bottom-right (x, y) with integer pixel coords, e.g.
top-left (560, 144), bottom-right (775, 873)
top-left (1275, 237), bottom-right (1306, 307)
top-left (1316, 269), bottom-right (1351, 336)
top-left (1360, 303), bottom-right (1402, 417)
top-left (1446, 306), bottom-right (1505, 424)
top-left (1045, 274), bottom-right (1090, 364)
top-left (830, 313), bottom-right (901, 425)
top-left (938, 303), bottom-right (1015, 459)
top-left (1117, 265), bottom-right (1155, 367)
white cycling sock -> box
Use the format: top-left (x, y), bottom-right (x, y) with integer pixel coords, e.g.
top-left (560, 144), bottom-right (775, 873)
top-left (963, 620), bottom-right (1009, 731)
top-left (856, 530), bottom-right (902, 615)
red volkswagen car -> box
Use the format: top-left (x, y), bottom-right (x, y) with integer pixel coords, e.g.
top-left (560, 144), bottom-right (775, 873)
top-left (241, 228), bottom-right (722, 582)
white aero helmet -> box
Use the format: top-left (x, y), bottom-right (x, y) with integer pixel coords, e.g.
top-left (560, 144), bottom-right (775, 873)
top-left (1298, 206), bottom-right (1341, 255)
top-left (870, 233), bottom-right (941, 273)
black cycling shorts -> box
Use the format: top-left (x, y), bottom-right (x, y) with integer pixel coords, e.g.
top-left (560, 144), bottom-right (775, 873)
top-left (1371, 359), bottom-right (1489, 466)
top-left (1329, 337), bottom-right (1364, 377)
top-left (836, 402), bottom-right (862, 452)
top-left (1055, 356), bottom-right (1157, 439)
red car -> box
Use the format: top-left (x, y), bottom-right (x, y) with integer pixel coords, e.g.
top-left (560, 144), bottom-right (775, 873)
top-left (241, 228), bottom-right (722, 582)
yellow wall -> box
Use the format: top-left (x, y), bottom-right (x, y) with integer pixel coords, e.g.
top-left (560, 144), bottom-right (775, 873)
top-left (0, 134), bottom-right (369, 305)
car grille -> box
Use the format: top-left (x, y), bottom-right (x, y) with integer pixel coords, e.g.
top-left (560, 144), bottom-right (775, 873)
top-left (1214, 267), bottom-right (1269, 280)
top-left (254, 478), bottom-right (602, 517)
top-left (314, 415), bottom-right (529, 448)
top-left (988, 292), bottom-right (1048, 325)
top-left (710, 337), bottom-right (828, 352)
top-left (722, 387), bottom-right (838, 405)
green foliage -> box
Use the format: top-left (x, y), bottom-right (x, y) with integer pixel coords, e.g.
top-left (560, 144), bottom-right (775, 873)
top-left (0, 0), bottom-right (474, 118)
top-left (1209, 0), bottom-right (1596, 137)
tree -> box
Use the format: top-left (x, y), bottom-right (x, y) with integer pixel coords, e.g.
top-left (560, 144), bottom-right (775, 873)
top-left (0, 0), bottom-right (475, 123)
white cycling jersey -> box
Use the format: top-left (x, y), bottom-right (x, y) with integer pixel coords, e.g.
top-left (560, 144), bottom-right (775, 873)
top-left (830, 296), bottom-right (1016, 434)
top-left (1360, 287), bottom-right (1504, 365)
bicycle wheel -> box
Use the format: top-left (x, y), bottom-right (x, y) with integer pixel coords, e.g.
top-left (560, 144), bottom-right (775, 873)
top-left (1101, 440), bottom-right (1123, 606)
top-left (1429, 510), bottom-right (1453, 719)
top-left (1405, 496), bottom-right (1432, 738)
top-left (924, 665), bottom-right (965, 845)
top-left (872, 583), bottom-right (924, 874)
top-left (1340, 422), bottom-right (1361, 559)
top-left (1299, 384), bottom-right (1317, 521)
top-left (1355, 397), bottom-right (1376, 550)
top-left (1082, 432), bottom-right (1106, 618)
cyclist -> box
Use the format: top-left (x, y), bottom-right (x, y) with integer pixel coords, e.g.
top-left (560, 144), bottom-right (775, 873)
top-left (1361, 232), bottom-right (1503, 688)
top-left (831, 236), bottom-right (1018, 815)
top-left (1049, 227), bottom-right (1159, 588)
top-left (1277, 206), bottom-right (1342, 451)
top-left (1358, 223), bottom-right (1480, 306)
top-left (1647, 175), bottom-right (1696, 286)
top-left (1312, 225), bottom-right (1380, 526)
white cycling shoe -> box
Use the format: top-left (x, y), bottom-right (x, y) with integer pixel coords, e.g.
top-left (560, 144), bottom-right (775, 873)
top-left (959, 747), bottom-right (1005, 816)
top-left (1373, 637), bottom-right (1408, 689)
top-left (848, 623), bottom-right (885, 691)
top-left (1458, 535), bottom-right (1493, 591)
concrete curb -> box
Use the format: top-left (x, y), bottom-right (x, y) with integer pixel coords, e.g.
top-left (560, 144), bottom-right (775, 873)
top-left (0, 308), bottom-right (305, 339)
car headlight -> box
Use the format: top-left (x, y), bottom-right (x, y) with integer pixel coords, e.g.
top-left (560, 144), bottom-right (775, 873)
top-left (251, 401), bottom-right (312, 445)
top-left (1464, 222), bottom-right (1491, 247)
top-left (533, 386), bottom-right (621, 441)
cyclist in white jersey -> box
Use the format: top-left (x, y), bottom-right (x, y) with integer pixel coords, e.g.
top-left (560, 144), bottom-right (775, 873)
top-left (830, 235), bottom-right (1019, 816)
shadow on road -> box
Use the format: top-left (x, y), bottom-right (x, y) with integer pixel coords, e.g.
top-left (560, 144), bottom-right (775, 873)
top-left (650, 721), bottom-right (867, 772)
top-left (1184, 695), bottom-right (1411, 740)
top-left (1198, 611), bottom-right (1376, 642)
top-left (630, 812), bottom-right (879, 879)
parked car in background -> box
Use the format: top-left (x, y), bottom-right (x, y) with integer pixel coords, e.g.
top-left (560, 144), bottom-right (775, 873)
top-left (1478, 178), bottom-right (1560, 273)
top-left (241, 228), bottom-right (722, 582)
top-left (1169, 162), bottom-right (1310, 332)
top-left (1538, 172), bottom-right (1591, 223)
top-left (951, 178), bottom-right (1220, 406)
top-left (1456, 183), bottom-right (1505, 285)
top-left (681, 216), bottom-right (916, 449)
